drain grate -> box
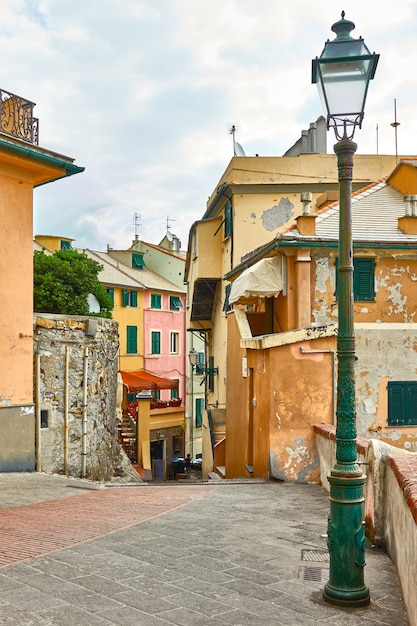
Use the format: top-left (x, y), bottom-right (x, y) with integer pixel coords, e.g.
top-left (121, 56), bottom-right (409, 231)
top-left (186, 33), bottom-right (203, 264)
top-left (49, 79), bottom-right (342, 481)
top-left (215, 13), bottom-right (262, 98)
top-left (301, 548), bottom-right (329, 562)
top-left (299, 566), bottom-right (329, 583)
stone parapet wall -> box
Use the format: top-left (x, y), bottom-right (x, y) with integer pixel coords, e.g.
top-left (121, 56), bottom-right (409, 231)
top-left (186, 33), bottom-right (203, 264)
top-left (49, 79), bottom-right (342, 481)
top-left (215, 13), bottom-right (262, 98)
top-left (314, 423), bottom-right (417, 626)
top-left (34, 314), bottom-right (122, 480)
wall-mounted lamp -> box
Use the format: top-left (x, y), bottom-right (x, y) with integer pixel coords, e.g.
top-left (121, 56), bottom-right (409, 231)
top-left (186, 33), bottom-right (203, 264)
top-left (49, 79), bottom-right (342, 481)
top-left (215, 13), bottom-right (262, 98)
top-left (188, 348), bottom-right (218, 384)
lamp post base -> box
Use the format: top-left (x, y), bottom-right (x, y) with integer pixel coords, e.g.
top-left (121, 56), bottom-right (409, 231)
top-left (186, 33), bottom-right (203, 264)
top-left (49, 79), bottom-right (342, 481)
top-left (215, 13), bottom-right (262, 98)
top-left (323, 584), bottom-right (370, 608)
top-left (323, 472), bottom-right (370, 608)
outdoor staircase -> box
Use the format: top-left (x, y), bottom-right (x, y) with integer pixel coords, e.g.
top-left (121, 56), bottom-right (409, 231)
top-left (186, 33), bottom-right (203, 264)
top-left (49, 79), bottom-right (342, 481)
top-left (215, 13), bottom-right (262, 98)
top-left (118, 414), bottom-right (137, 463)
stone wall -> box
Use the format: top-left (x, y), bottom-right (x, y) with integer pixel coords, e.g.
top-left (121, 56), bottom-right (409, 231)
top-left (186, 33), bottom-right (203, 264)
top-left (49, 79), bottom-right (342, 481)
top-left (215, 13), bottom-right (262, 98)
top-left (314, 423), bottom-right (417, 626)
top-left (34, 314), bottom-right (122, 480)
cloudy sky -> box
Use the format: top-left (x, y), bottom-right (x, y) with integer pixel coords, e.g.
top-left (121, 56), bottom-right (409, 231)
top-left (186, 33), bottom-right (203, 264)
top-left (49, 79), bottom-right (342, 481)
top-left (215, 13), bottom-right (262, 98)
top-left (2, 0), bottom-right (417, 250)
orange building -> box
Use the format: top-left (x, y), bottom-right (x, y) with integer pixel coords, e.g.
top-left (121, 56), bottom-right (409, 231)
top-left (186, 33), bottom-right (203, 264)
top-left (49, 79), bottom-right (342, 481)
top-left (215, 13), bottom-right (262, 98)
top-left (0, 89), bottom-right (83, 471)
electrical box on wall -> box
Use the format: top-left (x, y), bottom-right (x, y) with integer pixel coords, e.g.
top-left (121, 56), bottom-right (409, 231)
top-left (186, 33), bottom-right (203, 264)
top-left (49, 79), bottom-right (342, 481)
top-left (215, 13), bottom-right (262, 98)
top-left (242, 357), bottom-right (248, 378)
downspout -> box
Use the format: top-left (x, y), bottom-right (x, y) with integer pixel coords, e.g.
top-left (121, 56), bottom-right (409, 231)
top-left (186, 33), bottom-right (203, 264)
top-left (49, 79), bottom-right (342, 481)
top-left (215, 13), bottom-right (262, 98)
top-left (190, 340), bottom-right (194, 459)
top-left (300, 347), bottom-right (337, 425)
top-left (81, 346), bottom-right (89, 478)
top-left (64, 345), bottom-right (69, 475)
top-left (35, 350), bottom-right (41, 472)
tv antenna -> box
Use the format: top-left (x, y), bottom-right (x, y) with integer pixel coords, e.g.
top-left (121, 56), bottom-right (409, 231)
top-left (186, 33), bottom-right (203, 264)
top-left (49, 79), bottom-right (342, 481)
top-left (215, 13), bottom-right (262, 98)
top-left (133, 212), bottom-right (141, 241)
top-left (391, 98), bottom-right (400, 163)
top-left (229, 124), bottom-right (246, 156)
top-left (166, 216), bottom-right (175, 232)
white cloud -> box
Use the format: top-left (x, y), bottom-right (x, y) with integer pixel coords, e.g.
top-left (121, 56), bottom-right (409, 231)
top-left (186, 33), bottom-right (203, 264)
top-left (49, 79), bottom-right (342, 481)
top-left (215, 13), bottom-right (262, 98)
top-left (0, 0), bottom-right (415, 249)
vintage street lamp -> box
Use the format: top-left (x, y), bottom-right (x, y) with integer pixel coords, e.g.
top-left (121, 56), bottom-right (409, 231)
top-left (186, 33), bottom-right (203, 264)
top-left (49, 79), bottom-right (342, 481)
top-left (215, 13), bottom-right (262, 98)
top-left (188, 348), bottom-right (218, 379)
top-left (312, 13), bottom-right (379, 607)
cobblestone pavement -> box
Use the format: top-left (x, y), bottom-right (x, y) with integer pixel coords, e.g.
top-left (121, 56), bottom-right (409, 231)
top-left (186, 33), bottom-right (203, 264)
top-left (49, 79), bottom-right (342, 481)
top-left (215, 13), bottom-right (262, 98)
top-left (0, 473), bottom-right (410, 625)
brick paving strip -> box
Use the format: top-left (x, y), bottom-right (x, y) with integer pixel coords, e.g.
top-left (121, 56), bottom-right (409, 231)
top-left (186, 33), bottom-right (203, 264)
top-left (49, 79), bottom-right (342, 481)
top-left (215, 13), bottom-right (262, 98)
top-left (0, 485), bottom-right (211, 568)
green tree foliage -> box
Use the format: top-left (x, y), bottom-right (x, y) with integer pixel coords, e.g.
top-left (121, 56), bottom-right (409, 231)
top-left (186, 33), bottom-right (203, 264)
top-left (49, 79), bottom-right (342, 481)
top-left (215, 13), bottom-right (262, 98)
top-left (34, 249), bottom-right (114, 317)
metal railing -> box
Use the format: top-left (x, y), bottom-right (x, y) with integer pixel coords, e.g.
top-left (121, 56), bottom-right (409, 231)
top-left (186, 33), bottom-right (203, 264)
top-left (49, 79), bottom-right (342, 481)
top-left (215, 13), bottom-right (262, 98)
top-left (0, 88), bottom-right (39, 144)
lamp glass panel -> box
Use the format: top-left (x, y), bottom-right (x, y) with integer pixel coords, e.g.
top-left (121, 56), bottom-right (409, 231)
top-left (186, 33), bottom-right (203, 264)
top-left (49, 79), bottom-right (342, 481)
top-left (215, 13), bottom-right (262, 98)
top-left (317, 57), bottom-right (371, 121)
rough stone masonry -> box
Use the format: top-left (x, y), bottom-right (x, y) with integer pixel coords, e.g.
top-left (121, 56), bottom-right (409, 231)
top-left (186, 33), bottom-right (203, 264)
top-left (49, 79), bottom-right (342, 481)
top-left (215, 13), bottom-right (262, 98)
top-left (33, 313), bottom-right (123, 480)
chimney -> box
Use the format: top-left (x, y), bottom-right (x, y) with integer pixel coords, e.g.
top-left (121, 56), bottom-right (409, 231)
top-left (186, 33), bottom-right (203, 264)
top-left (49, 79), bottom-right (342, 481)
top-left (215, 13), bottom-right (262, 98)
top-left (398, 195), bottom-right (417, 234)
top-left (296, 192), bottom-right (316, 235)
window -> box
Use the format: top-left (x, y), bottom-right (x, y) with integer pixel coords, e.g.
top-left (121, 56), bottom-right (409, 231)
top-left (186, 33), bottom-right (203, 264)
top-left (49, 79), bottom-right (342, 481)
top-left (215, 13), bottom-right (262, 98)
top-left (151, 389), bottom-right (160, 401)
top-left (388, 381), bottom-right (417, 426)
top-left (353, 258), bottom-right (375, 301)
top-left (106, 287), bottom-right (114, 302)
top-left (170, 296), bottom-right (182, 311)
top-left (224, 200), bottom-right (232, 238)
top-left (195, 398), bottom-right (204, 427)
top-left (151, 331), bottom-right (161, 354)
top-left (60, 240), bottom-right (72, 250)
top-left (132, 252), bottom-right (145, 268)
top-left (171, 379), bottom-right (179, 399)
top-left (122, 290), bottom-right (138, 307)
top-left (40, 409), bottom-right (49, 429)
top-left (170, 332), bottom-right (180, 354)
top-left (151, 293), bottom-right (162, 309)
top-left (335, 257), bottom-right (375, 302)
top-left (223, 283), bottom-right (231, 312)
top-left (195, 352), bottom-right (205, 375)
top-left (126, 326), bottom-right (138, 354)
top-left (127, 392), bottom-right (136, 403)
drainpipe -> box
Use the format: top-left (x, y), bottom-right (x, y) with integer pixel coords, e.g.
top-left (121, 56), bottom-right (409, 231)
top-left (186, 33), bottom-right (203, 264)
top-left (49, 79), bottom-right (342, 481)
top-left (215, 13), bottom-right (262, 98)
top-left (35, 350), bottom-right (41, 472)
top-left (300, 347), bottom-right (337, 425)
top-left (81, 346), bottom-right (89, 478)
top-left (64, 345), bottom-right (69, 475)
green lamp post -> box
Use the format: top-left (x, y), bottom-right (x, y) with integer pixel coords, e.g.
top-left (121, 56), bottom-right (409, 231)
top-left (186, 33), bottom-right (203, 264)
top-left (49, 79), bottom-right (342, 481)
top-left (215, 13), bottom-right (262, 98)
top-left (312, 12), bottom-right (379, 607)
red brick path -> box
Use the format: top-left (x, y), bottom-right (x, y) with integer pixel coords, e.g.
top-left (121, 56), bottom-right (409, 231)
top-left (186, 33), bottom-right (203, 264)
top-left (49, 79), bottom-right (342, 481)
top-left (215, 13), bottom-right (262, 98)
top-left (0, 485), bottom-right (210, 568)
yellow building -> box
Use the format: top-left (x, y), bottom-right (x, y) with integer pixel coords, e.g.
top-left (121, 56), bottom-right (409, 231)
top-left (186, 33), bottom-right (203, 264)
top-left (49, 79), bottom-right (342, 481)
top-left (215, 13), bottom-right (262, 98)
top-left (185, 142), bottom-right (414, 479)
top-left (222, 159), bottom-right (417, 481)
top-left (0, 89), bottom-right (83, 471)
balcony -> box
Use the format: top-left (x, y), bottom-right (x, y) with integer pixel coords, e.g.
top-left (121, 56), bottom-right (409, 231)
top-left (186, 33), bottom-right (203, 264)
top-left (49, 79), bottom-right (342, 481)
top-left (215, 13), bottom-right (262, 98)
top-left (1, 88), bottom-right (39, 145)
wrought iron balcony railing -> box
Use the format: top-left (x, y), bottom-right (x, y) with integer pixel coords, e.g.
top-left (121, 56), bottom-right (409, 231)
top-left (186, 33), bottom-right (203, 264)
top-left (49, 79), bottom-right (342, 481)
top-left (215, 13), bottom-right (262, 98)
top-left (0, 88), bottom-right (39, 145)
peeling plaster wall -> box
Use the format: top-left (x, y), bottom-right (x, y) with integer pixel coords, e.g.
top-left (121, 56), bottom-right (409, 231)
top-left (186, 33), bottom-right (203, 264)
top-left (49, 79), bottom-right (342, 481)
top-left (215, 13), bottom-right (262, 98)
top-left (267, 335), bottom-right (335, 483)
top-left (312, 254), bottom-right (417, 326)
top-left (355, 324), bottom-right (417, 448)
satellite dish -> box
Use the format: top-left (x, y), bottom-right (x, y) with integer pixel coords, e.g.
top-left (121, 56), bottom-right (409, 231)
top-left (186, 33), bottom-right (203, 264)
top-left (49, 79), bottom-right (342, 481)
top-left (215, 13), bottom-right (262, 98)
top-left (229, 124), bottom-right (246, 156)
top-left (87, 293), bottom-right (101, 313)
top-left (234, 142), bottom-right (246, 156)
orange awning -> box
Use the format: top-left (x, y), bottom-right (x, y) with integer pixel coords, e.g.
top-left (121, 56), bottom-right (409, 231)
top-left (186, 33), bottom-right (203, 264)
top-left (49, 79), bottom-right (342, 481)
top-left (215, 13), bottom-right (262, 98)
top-left (120, 370), bottom-right (178, 392)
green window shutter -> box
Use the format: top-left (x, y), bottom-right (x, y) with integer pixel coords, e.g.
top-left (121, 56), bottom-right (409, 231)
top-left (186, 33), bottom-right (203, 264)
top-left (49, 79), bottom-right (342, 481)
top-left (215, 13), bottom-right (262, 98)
top-left (60, 240), bottom-right (72, 250)
top-left (224, 200), bottom-right (232, 238)
top-left (151, 331), bottom-right (161, 354)
top-left (354, 258), bottom-right (375, 301)
top-left (223, 283), bottom-right (231, 311)
top-left (126, 326), bottom-right (137, 354)
top-left (122, 289), bottom-right (129, 307)
top-left (151, 293), bottom-right (161, 309)
top-left (170, 296), bottom-right (182, 310)
top-left (195, 398), bottom-right (204, 427)
top-left (208, 355), bottom-right (215, 392)
top-left (388, 381), bottom-right (417, 426)
top-left (335, 257), bottom-right (375, 302)
top-left (407, 384), bottom-right (417, 425)
top-left (130, 290), bottom-right (138, 307)
top-left (106, 288), bottom-right (114, 302)
top-left (195, 352), bottom-right (205, 375)
top-left (127, 392), bottom-right (137, 402)
top-left (388, 382), bottom-right (405, 426)
top-left (132, 253), bottom-right (145, 268)
top-left (171, 379), bottom-right (179, 399)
